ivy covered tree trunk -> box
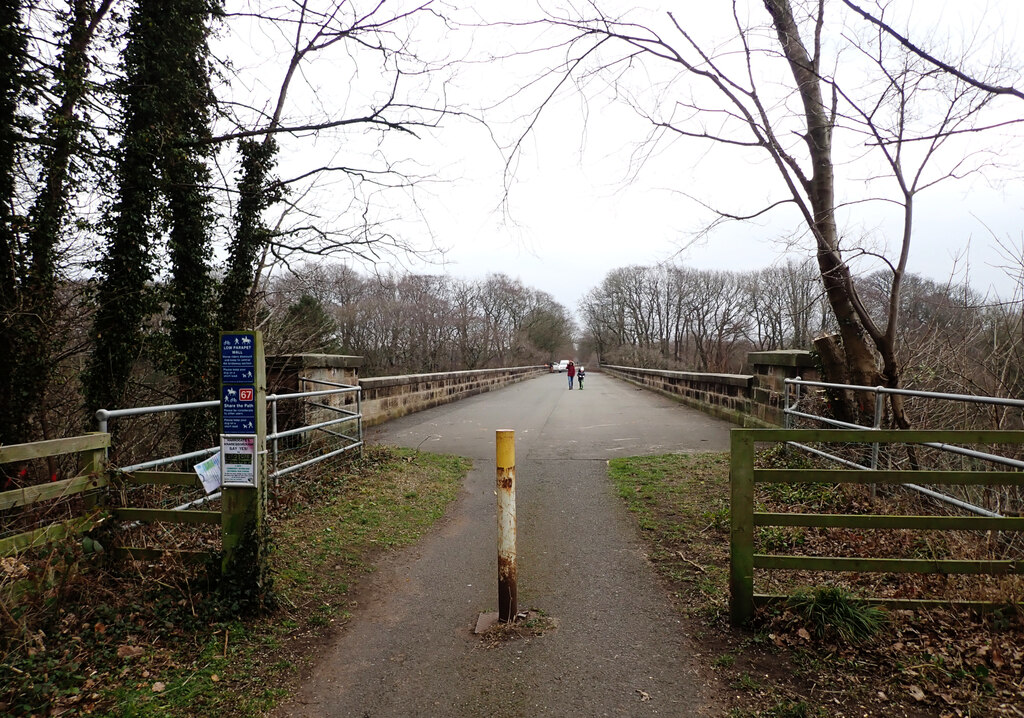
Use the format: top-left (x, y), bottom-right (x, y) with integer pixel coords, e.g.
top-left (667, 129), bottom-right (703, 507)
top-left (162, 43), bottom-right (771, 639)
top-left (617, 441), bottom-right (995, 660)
top-left (155, 0), bottom-right (220, 448)
top-left (15, 0), bottom-right (111, 443)
top-left (164, 151), bottom-right (217, 447)
top-left (0, 0), bottom-right (28, 445)
top-left (83, 2), bottom-right (162, 414)
top-left (219, 138), bottom-right (280, 330)
top-left (85, 0), bottom-right (220, 447)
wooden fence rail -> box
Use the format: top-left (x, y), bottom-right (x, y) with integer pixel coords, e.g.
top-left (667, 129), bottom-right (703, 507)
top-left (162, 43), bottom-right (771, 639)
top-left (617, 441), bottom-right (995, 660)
top-left (0, 433), bottom-right (109, 555)
top-left (730, 428), bottom-right (1024, 627)
top-left (1, 435), bottom-right (225, 564)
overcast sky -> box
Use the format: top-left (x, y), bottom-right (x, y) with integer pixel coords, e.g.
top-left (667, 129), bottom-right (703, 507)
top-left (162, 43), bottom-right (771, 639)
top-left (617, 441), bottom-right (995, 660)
top-left (228, 0), bottom-right (1024, 314)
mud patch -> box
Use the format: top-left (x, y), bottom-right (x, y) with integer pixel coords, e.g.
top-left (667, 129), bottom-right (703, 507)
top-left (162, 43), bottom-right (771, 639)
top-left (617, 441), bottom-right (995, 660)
top-left (473, 609), bottom-right (558, 648)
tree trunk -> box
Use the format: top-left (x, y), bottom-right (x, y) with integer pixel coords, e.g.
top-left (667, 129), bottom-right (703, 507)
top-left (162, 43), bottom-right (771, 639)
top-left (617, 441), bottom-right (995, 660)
top-left (765, 0), bottom-right (882, 420)
top-left (0, 0), bottom-right (27, 446)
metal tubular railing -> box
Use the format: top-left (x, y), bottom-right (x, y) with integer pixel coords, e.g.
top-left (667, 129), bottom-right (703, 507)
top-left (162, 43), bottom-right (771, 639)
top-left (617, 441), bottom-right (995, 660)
top-left (783, 377), bottom-right (1024, 517)
top-left (95, 400), bottom-right (220, 434)
top-left (272, 442), bottom-right (361, 479)
top-left (266, 380), bottom-right (363, 483)
top-left (96, 378), bottom-right (364, 507)
top-left (269, 415), bottom-right (357, 442)
top-left (119, 447), bottom-right (219, 474)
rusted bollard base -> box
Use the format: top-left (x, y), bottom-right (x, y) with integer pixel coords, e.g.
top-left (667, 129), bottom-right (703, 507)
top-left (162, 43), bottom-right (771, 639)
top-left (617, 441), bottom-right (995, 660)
top-left (474, 610), bottom-right (529, 634)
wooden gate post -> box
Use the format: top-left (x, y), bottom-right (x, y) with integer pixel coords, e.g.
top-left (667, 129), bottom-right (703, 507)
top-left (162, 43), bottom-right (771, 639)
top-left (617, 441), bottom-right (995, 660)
top-left (730, 429), bottom-right (755, 627)
top-left (219, 331), bottom-right (268, 601)
top-left (80, 432), bottom-right (108, 513)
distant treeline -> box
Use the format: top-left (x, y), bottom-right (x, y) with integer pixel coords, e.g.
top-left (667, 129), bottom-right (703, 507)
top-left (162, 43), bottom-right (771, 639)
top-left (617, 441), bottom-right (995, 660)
top-left (577, 260), bottom-right (1023, 405)
top-left (264, 265), bottom-right (575, 377)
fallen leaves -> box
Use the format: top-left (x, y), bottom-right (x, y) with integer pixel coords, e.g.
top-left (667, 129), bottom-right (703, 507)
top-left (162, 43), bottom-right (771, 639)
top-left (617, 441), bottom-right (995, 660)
top-left (117, 645), bottom-right (144, 659)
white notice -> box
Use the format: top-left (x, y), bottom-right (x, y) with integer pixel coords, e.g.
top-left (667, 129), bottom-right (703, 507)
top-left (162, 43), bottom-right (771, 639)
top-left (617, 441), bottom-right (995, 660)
top-left (222, 435), bottom-right (257, 487)
top-left (193, 452), bottom-right (222, 494)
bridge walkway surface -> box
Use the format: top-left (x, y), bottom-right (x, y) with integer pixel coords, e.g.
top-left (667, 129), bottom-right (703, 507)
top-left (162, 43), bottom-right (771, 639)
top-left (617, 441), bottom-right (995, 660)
top-left (277, 371), bottom-right (733, 717)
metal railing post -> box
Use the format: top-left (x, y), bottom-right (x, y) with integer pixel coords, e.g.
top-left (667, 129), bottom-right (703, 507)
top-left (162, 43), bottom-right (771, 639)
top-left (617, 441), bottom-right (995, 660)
top-left (95, 409), bottom-right (109, 435)
top-left (271, 397), bottom-right (279, 493)
top-left (496, 430), bottom-right (517, 623)
top-left (357, 388), bottom-right (363, 458)
top-left (783, 378), bottom-right (798, 457)
top-left (785, 377), bottom-right (798, 430)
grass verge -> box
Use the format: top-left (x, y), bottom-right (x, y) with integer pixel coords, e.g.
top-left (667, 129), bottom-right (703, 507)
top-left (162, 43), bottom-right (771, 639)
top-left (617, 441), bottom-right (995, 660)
top-left (608, 450), bottom-right (1024, 718)
top-left (0, 444), bottom-right (469, 716)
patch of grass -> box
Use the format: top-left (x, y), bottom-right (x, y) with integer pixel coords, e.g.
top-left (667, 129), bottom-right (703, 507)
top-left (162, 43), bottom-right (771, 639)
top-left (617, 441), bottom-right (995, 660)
top-left (760, 481), bottom-right (842, 511)
top-left (0, 445), bottom-right (469, 717)
top-left (762, 699), bottom-right (826, 718)
top-left (701, 502), bottom-right (730, 532)
top-left (732, 672), bottom-right (761, 691)
top-left (712, 653), bottom-right (735, 669)
top-left (757, 526), bottom-right (807, 553)
top-left (787, 586), bottom-right (887, 644)
top-left (608, 452), bottom-right (730, 609)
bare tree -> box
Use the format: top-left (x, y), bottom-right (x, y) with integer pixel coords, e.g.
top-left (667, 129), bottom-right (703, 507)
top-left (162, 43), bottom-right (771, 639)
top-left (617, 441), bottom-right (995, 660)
top-left (503, 0), bottom-right (1016, 424)
top-left (267, 264), bottom-right (573, 376)
top-left (214, 0), bottom-right (460, 329)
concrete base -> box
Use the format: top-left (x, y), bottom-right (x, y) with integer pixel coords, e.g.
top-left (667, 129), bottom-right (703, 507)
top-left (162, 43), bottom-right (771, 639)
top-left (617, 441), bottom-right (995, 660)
top-left (474, 611), bottom-right (500, 634)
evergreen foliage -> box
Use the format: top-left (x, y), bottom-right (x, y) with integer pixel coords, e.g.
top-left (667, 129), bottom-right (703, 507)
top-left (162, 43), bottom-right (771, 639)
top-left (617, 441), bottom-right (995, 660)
top-left (13, 0), bottom-right (107, 444)
top-left (220, 138), bottom-right (282, 331)
top-left (0, 0), bottom-right (30, 444)
top-left (788, 585), bottom-right (887, 644)
top-left (85, 0), bottom-right (221, 442)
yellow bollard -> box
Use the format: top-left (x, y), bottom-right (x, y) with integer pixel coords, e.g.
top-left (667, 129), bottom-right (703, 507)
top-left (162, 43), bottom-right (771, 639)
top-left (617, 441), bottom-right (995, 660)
top-left (496, 429), bottom-right (517, 623)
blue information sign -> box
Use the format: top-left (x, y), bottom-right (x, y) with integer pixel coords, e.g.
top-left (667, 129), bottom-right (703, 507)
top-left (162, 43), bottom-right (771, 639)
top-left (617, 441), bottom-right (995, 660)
top-left (221, 334), bottom-right (256, 384)
top-left (222, 385), bottom-right (256, 433)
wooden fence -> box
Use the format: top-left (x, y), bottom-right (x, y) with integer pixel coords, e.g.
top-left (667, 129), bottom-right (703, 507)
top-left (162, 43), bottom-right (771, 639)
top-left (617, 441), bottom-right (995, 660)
top-left (730, 428), bottom-right (1024, 626)
top-left (1, 435), bottom-right (224, 564)
top-left (0, 434), bottom-right (109, 555)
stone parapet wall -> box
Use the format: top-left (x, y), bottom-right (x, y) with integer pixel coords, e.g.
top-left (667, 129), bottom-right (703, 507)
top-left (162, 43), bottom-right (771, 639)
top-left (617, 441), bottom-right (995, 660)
top-left (602, 352), bottom-right (818, 427)
top-left (601, 365), bottom-right (770, 427)
top-left (267, 354), bottom-right (364, 440)
top-left (265, 350), bottom-right (818, 432)
top-left (359, 366), bottom-right (548, 426)
top-left (746, 350), bottom-right (818, 426)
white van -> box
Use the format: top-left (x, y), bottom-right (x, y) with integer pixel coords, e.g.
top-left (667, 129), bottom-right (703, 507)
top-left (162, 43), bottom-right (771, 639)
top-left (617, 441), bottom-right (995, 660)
top-left (555, 360), bottom-right (570, 373)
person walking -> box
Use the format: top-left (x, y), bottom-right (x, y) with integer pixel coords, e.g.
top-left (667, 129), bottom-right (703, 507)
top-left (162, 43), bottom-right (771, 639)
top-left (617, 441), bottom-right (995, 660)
top-left (567, 361), bottom-right (576, 389)
top-left (577, 365), bottom-right (585, 390)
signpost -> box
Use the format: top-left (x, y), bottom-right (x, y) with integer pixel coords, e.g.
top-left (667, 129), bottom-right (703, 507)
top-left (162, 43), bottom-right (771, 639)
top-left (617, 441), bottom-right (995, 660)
top-left (219, 332), bottom-right (267, 581)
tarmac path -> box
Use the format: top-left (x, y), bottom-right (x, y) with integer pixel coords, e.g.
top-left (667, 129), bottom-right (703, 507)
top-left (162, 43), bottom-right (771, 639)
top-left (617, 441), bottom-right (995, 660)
top-left (277, 371), bottom-right (734, 717)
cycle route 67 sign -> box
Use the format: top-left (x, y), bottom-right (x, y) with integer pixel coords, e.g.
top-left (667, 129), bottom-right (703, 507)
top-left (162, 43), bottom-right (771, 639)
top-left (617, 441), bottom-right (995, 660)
top-left (222, 385), bottom-right (256, 433)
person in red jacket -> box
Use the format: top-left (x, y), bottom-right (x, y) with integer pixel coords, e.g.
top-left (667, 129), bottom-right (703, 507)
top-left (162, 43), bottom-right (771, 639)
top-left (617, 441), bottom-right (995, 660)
top-left (567, 361), bottom-right (576, 389)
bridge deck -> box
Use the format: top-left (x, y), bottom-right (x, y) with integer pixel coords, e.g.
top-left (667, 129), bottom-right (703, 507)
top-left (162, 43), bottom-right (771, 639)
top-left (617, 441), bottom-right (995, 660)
top-left (279, 371), bottom-right (732, 717)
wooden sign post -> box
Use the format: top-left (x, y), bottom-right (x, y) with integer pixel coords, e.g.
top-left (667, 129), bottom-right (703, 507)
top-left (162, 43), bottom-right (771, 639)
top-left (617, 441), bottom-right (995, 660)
top-left (219, 331), bottom-right (268, 593)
